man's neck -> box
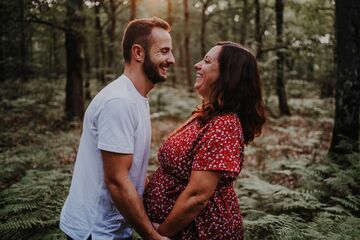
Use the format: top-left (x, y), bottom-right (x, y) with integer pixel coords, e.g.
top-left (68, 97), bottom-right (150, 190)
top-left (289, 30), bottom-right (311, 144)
top-left (124, 65), bottom-right (154, 97)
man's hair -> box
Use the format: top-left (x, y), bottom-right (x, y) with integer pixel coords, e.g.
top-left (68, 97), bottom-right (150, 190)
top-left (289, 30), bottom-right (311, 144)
top-left (122, 17), bottom-right (171, 63)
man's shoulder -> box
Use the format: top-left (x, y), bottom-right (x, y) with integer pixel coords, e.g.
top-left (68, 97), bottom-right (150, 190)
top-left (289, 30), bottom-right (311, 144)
top-left (93, 77), bottom-right (137, 104)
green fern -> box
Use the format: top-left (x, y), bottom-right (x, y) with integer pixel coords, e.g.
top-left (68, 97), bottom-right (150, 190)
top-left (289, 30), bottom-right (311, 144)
top-left (0, 169), bottom-right (71, 240)
top-left (331, 195), bottom-right (360, 214)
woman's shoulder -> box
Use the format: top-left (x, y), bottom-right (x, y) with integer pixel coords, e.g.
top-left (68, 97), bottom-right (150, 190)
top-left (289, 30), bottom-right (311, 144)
top-left (208, 113), bottom-right (241, 127)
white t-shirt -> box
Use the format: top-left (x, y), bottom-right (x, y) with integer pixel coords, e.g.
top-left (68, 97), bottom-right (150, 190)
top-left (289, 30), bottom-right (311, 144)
top-left (60, 75), bottom-right (151, 240)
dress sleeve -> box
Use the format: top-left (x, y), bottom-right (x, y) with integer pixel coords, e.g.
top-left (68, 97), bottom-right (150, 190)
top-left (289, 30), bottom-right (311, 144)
top-left (192, 114), bottom-right (244, 175)
top-left (97, 98), bottom-right (137, 154)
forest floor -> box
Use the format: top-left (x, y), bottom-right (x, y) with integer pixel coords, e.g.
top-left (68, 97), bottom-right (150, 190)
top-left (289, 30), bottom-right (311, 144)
top-left (0, 78), bottom-right (340, 239)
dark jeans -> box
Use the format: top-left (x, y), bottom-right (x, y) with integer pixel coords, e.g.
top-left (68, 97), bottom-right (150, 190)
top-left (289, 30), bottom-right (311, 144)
top-left (66, 235), bottom-right (133, 240)
top-left (66, 235), bottom-right (91, 240)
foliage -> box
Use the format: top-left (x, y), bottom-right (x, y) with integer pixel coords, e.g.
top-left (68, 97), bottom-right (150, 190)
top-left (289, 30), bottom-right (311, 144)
top-left (0, 169), bottom-right (71, 240)
top-left (0, 79), bottom-right (78, 240)
top-left (237, 151), bottom-right (360, 239)
top-left (2, 77), bottom-right (359, 239)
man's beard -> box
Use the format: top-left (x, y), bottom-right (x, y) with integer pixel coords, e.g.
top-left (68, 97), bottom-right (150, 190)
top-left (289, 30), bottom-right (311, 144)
top-left (143, 54), bottom-right (167, 84)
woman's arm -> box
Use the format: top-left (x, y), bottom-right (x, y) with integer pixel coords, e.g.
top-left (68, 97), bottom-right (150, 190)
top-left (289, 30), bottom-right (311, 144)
top-left (157, 170), bottom-right (221, 237)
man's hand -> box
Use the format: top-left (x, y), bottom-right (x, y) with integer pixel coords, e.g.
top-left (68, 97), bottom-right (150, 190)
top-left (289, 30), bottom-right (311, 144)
top-left (152, 222), bottom-right (160, 230)
top-left (158, 236), bottom-right (171, 240)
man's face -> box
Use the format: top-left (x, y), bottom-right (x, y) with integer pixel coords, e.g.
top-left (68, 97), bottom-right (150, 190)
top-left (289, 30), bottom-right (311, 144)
top-left (143, 27), bottom-right (175, 84)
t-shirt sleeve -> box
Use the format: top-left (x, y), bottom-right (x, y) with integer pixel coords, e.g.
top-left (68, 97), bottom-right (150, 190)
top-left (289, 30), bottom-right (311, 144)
top-left (97, 98), bottom-right (137, 154)
top-left (192, 115), bottom-right (244, 175)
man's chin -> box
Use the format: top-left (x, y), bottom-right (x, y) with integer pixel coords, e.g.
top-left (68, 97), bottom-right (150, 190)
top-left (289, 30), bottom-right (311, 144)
top-left (149, 75), bottom-right (167, 84)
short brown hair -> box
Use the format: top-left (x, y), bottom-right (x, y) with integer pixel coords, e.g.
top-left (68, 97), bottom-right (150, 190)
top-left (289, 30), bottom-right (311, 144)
top-left (122, 17), bottom-right (171, 63)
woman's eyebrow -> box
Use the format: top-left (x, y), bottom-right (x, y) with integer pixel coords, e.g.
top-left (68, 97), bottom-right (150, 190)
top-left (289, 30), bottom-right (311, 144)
top-left (205, 55), bottom-right (212, 61)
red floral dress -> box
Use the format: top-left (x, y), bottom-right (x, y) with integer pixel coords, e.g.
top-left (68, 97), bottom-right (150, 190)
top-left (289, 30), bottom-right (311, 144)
top-left (143, 113), bottom-right (245, 240)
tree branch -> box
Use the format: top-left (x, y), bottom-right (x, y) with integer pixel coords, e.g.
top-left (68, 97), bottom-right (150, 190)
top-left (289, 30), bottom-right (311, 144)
top-left (12, 16), bottom-right (69, 32)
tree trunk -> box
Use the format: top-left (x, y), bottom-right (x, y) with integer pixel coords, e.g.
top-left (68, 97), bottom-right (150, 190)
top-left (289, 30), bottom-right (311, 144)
top-left (239, 0), bottom-right (248, 45)
top-left (167, 0), bottom-right (177, 86)
top-left (306, 55), bottom-right (315, 82)
top-left (94, 3), bottom-right (105, 83)
top-left (65, 0), bottom-right (84, 120)
top-left (183, 0), bottom-right (192, 90)
top-left (167, 0), bottom-right (173, 26)
top-left (0, 9), bottom-right (5, 81)
top-left (255, 0), bottom-right (263, 59)
top-left (329, 0), bottom-right (360, 154)
top-left (83, 34), bottom-right (91, 101)
top-left (275, 0), bottom-right (291, 116)
top-left (106, 0), bottom-right (116, 73)
top-left (130, 0), bottom-right (136, 20)
top-left (51, 29), bottom-right (61, 77)
top-left (19, 0), bottom-right (27, 81)
top-left (200, 1), bottom-right (209, 56)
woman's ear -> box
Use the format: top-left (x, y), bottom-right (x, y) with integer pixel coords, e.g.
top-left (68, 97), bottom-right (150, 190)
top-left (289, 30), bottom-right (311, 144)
top-left (131, 44), bottom-right (144, 63)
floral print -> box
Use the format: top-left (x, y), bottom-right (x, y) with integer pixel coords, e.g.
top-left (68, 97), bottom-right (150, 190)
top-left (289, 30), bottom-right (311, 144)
top-left (144, 113), bottom-right (245, 240)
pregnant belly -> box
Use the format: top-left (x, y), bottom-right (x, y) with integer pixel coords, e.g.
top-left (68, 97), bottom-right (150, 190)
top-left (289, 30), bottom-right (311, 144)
top-left (143, 167), bottom-right (186, 223)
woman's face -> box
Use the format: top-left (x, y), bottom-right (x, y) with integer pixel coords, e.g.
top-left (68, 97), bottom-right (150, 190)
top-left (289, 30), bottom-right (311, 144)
top-left (194, 45), bottom-right (222, 102)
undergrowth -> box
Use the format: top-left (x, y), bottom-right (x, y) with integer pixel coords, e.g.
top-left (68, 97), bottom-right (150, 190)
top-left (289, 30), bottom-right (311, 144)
top-left (237, 145), bottom-right (360, 239)
top-left (0, 79), bottom-right (359, 239)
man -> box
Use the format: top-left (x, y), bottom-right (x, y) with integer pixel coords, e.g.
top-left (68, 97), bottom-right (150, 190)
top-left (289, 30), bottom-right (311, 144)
top-left (60, 17), bottom-right (175, 240)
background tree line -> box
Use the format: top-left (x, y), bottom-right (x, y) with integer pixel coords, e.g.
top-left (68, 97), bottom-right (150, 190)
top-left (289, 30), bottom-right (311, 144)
top-left (1, 0), bottom-right (358, 154)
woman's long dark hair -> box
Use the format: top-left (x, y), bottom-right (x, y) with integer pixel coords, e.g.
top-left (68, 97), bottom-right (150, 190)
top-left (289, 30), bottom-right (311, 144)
top-left (197, 41), bottom-right (265, 144)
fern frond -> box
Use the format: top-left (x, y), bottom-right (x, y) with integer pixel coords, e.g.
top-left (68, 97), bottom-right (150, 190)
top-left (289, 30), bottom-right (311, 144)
top-left (331, 195), bottom-right (360, 214)
top-left (244, 214), bottom-right (311, 240)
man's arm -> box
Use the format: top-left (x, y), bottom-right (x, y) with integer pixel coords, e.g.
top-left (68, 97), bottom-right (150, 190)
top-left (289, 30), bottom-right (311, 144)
top-left (156, 170), bottom-right (221, 237)
top-left (102, 150), bottom-right (168, 240)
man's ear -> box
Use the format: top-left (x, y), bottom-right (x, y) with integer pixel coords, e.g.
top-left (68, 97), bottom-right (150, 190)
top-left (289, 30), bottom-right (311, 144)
top-left (131, 44), bottom-right (145, 63)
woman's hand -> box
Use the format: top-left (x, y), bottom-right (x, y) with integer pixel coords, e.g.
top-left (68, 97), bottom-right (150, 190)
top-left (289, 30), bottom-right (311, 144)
top-left (152, 222), bottom-right (160, 230)
top-left (145, 175), bottom-right (150, 187)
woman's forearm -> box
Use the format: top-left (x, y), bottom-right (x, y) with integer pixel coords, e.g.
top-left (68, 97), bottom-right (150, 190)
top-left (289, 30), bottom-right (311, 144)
top-left (157, 170), bottom-right (221, 237)
top-left (157, 188), bottom-right (209, 236)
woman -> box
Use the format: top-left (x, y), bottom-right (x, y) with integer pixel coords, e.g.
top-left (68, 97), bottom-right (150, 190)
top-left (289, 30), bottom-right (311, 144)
top-left (143, 41), bottom-right (265, 239)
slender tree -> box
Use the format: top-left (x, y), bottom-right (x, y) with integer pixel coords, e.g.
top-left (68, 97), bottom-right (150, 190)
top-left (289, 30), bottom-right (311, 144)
top-left (200, 0), bottom-right (212, 56)
top-left (239, 0), bottom-right (249, 45)
top-left (106, 0), bottom-right (116, 72)
top-left (167, 0), bottom-right (177, 86)
top-left (101, 0), bottom-right (123, 74)
top-left (50, 28), bottom-right (61, 77)
top-left (94, 1), bottom-right (105, 83)
top-left (19, 0), bottom-right (28, 81)
top-left (329, 0), bottom-right (360, 154)
top-left (0, 21), bottom-right (4, 81)
top-left (130, 0), bottom-right (136, 20)
top-left (167, 0), bottom-right (173, 27)
top-left (65, 0), bottom-right (84, 120)
top-left (83, 33), bottom-right (91, 101)
top-left (275, 0), bottom-right (291, 115)
top-left (183, 0), bottom-right (192, 90)
top-left (254, 0), bottom-right (263, 59)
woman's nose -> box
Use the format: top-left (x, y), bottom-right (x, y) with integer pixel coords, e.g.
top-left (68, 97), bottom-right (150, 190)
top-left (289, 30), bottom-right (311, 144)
top-left (194, 61), bottom-right (201, 70)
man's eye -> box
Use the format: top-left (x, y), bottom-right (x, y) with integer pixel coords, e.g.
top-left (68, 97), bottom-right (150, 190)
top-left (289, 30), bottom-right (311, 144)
top-left (161, 49), bottom-right (168, 54)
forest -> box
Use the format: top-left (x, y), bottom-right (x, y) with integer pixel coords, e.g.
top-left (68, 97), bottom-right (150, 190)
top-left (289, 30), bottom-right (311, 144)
top-left (0, 0), bottom-right (359, 239)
